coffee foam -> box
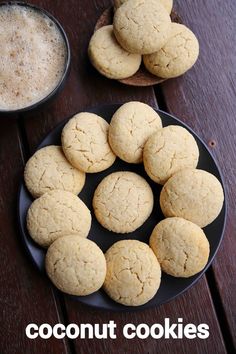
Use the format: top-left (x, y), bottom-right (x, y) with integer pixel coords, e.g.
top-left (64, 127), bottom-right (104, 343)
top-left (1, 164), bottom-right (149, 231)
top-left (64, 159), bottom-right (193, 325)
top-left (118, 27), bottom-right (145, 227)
top-left (0, 5), bottom-right (67, 110)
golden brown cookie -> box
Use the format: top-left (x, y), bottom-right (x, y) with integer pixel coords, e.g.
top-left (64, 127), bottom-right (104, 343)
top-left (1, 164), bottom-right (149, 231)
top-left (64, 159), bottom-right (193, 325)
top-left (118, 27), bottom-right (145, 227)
top-left (93, 171), bottom-right (154, 233)
top-left (143, 23), bottom-right (199, 78)
top-left (24, 145), bottom-right (85, 198)
top-left (46, 235), bottom-right (106, 296)
top-left (143, 125), bottom-right (199, 184)
top-left (113, 0), bottom-right (171, 54)
top-left (27, 190), bottom-right (91, 247)
top-left (114, 0), bottom-right (173, 14)
top-left (109, 101), bottom-right (162, 163)
top-left (62, 112), bottom-right (116, 173)
top-left (160, 169), bottom-right (224, 227)
top-left (150, 217), bottom-right (210, 277)
top-left (88, 25), bottom-right (141, 79)
top-left (104, 240), bottom-right (161, 306)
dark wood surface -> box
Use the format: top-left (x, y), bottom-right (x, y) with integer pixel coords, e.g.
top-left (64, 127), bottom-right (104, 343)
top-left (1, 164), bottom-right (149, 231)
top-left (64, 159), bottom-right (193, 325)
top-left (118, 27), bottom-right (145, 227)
top-left (0, 1), bottom-right (235, 353)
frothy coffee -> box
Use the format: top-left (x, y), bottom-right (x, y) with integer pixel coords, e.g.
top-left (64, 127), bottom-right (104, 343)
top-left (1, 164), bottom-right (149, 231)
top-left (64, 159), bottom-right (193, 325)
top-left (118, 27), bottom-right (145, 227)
top-left (0, 4), bottom-right (67, 111)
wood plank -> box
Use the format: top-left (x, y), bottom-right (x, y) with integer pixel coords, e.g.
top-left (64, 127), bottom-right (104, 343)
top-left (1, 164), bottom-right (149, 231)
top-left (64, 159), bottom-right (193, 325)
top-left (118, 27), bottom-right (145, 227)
top-left (21, 1), bottom-right (227, 353)
top-left (161, 0), bottom-right (236, 349)
top-left (0, 118), bottom-right (69, 354)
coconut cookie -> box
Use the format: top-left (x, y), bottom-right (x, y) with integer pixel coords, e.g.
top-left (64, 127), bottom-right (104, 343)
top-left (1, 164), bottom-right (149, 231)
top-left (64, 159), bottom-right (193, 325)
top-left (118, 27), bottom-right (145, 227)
top-left (104, 240), bottom-right (161, 306)
top-left (114, 0), bottom-right (173, 14)
top-left (114, 0), bottom-right (126, 10)
top-left (143, 125), bottom-right (199, 184)
top-left (160, 169), bottom-right (224, 228)
top-left (24, 145), bottom-right (85, 198)
top-left (88, 25), bottom-right (141, 79)
top-left (109, 102), bottom-right (162, 163)
top-left (113, 0), bottom-right (171, 54)
top-left (144, 23), bottom-right (199, 78)
top-left (27, 190), bottom-right (91, 247)
top-left (149, 217), bottom-right (210, 277)
top-left (62, 112), bottom-right (116, 173)
top-left (93, 171), bottom-right (153, 233)
top-left (160, 0), bottom-right (173, 14)
top-left (46, 235), bottom-right (106, 296)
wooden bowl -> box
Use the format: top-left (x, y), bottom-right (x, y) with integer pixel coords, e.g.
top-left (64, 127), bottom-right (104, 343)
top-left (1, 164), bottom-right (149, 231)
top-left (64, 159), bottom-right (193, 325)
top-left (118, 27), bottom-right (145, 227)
top-left (94, 7), bottom-right (182, 87)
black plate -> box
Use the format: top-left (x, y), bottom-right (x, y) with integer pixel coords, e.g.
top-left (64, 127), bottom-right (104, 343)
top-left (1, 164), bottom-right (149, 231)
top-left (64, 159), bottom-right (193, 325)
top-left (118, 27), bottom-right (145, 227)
top-left (18, 104), bottom-right (227, 311)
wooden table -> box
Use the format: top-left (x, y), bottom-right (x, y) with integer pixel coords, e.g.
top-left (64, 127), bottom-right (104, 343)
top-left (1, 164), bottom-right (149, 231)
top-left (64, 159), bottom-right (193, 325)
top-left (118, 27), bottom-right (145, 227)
top-left (0, 1), bottom-right (235, 353)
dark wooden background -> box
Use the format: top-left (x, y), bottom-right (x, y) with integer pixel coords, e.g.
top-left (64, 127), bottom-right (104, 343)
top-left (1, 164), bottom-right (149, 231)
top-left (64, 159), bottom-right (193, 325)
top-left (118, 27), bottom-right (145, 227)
top-left (0, 0), bottom-right (235, 353)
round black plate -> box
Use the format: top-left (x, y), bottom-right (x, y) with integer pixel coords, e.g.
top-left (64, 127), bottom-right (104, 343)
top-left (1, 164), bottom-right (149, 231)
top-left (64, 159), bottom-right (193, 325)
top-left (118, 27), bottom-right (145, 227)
top-left (18, 104), bottom-right (226, 311)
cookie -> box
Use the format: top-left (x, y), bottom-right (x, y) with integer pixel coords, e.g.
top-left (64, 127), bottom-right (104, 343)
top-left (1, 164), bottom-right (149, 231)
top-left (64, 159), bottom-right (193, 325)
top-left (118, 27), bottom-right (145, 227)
top-left (103, 240), bottom-right (161, 306)
top-left (160, 0), bottom-right (173, 14)
top-left (160, 169), bottom-right (224, 227)
top-left (88, 25), bottom-right (141, 79)
top-left (27, 190), bottom-right (91, 247)
top-left (46, 235), bottom-right (106, 296)
top-left (62, 112), bottom-right (116, 173)
top-left (149, 217), bottom-right (210, 277)
top-left (114, 0), bottom-right (173, 14)
top-left (93, 171), bottom-right (154, 233)
top-left (143, 125), bottom-right (199, 184)
top-left (143, 23), bottom-right (199, 78)
top-left (113, 0), bottom-right (171, 54)
top-left (114, 0), bottom-right (126, 10)
top-left (109, 101), bottom-right (162, 163)
top-left (24, 145), bottom-right (86, 198)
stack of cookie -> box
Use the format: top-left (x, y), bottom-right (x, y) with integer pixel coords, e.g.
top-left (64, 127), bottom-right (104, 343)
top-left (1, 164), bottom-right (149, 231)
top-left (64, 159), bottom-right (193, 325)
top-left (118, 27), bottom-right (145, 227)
top-left (24, 101), bottom-right (224, 307)
top-left (88, 0), bottom-right (199, 81)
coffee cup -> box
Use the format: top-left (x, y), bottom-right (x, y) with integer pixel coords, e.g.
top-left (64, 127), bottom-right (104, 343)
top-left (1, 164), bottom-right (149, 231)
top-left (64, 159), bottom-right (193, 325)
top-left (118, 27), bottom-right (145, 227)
top-left (0, 2), bottom-right (71, 115)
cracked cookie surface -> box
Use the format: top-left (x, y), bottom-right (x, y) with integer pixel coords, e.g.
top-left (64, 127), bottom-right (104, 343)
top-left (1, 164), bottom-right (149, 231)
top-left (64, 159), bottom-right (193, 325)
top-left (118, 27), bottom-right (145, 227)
top-left (113, 0), bottom-right (171, 54)
top-left (149, 217), bottom-right (210, 277)
top-left (46, 235), bottom-right (106, 296)
top-left (143, 125), bottom-right (199, 184)
top-left (62, 112), bottom-right (116, 173)
top-left (160, 169), bottom-right (224, 227)
top-left (93, 171), bottom-right (154, 233)
top-left (109, 101), bottom-right (162, 163)
top-left (114, 0), bottom-right (173, 14)
top-left (27, 190), bottom-right (91, 247)
top-left (24, 145), bottom-right (85, 198)
top-left (143, 23), bottom-right (199, 78)
top-left (103, 240), bottom-right (161, 306)
top-left (88, 25), bottom-right (141, 79)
